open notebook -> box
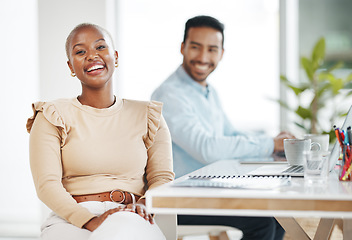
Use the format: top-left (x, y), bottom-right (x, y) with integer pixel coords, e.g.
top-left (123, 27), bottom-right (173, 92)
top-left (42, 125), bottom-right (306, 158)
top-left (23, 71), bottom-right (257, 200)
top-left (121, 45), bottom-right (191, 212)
top-left (248, 105), bottom-right (352, 177)
top-left (173, 175), bottom-right (291, 190)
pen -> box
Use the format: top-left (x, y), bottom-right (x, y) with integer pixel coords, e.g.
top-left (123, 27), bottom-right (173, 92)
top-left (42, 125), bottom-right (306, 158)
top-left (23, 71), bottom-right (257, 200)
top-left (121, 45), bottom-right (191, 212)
top-left (347, 126), bottom-right (352, 145)
top-left (343, 131), bottom-right (350, 145)
top-left (346, 144), bottom-right (351, 164)
top-left (345, 130), bottom-right (349, 145)
top-left (341, 130), bottom-right (345, 142)
top-left (334, 126), bottom-right (344, 149)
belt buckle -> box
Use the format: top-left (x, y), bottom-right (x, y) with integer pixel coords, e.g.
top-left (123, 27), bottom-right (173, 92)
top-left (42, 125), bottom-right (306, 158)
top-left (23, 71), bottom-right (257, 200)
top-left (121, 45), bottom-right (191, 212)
top-left (110, 189), bottom-right (125, 204)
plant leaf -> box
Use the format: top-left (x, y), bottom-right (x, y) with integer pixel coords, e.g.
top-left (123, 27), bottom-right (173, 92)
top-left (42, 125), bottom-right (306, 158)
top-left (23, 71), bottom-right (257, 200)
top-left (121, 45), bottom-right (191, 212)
top-left (326, 61), bottom-right (344, 73)
top-left (331, 78), bottom-right (344, 95)
top-left (301, 57), bottom-right (314, 81)
top-left (280, 75), bottom-right (288, 82)
top-left (271, 99), bottom-right (292, 111)
top-left (346, 73), bottom-right (352, 82)
top-left (295, 106), bottom-right (312, 120)
top-left (311, 37), bottom-right (325, 71)
top-left (286, 84), bottom-right (305, 96)
top-left (281, 75), bottom-right (310, 95)
top-left (294, 122), bottom-right (308, 132)
top-left (320, 73), bottom-right (344, 95)
top-left (318, 72), bottom-right (335, 82)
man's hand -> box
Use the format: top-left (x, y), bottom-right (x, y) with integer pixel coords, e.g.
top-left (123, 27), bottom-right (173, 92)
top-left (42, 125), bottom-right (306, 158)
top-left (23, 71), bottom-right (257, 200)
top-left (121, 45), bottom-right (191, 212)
top-left (274, 131), bottom-right (295, 152)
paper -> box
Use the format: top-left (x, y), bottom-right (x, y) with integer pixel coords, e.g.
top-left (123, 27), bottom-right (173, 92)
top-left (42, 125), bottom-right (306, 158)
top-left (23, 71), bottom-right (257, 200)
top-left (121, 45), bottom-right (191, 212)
top-left (173, 175), bottom-right (291, 190)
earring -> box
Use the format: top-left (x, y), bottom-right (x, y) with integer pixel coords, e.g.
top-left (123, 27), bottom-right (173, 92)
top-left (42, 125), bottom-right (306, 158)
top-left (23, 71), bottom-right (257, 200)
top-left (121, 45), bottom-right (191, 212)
top-left (71, 72), bottom-right (76, 77)
top-left (115, 56), bottom-right (119, 68)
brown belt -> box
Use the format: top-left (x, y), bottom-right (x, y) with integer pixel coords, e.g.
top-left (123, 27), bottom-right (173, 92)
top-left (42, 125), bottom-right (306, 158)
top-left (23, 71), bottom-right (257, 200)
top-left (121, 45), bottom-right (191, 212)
top-left (73, 190), bottom-right (140, 204)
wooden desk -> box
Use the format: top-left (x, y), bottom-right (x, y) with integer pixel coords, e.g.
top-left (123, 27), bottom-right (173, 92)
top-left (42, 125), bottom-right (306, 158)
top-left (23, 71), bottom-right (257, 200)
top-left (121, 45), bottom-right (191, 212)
top-left (146, 160), bottom-right (352, 239)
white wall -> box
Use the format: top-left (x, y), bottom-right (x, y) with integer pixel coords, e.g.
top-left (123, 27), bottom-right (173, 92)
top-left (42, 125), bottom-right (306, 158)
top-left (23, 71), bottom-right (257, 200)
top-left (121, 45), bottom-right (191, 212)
top-left (0, 0), bottom-right (40, 236)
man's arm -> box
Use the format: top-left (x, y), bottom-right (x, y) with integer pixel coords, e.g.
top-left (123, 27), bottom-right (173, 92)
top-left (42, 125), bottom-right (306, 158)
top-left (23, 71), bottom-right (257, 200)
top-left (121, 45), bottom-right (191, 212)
top-left (155, 92), bottom-right (274, 164)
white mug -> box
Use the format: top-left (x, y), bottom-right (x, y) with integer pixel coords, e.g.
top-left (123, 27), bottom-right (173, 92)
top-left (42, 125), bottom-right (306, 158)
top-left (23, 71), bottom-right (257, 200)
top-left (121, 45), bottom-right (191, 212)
top-left (303, 134), bottom-right (329, 152)
top-left (284, 139), bottom-right (321, 165)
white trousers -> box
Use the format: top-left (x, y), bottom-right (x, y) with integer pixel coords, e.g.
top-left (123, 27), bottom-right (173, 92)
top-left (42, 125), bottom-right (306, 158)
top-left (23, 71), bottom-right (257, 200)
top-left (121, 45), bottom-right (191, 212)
top-left (41, 201), bottom-right (166, 240)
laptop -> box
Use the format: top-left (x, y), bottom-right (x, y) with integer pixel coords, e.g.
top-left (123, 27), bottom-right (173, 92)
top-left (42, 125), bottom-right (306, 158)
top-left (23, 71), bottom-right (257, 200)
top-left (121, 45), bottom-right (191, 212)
top-left (247, 105), bottom-right (352, 177)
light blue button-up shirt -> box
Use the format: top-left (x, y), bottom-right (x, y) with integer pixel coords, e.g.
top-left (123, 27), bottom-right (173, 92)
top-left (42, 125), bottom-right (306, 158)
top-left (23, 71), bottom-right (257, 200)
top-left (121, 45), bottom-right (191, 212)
top-left (151, 66), bottom-right (274, 178)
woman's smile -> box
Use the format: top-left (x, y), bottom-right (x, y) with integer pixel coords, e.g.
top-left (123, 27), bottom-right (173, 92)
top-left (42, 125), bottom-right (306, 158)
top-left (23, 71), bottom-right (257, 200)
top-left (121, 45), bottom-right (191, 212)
top-left (85, 62), bottom-right (105, 76)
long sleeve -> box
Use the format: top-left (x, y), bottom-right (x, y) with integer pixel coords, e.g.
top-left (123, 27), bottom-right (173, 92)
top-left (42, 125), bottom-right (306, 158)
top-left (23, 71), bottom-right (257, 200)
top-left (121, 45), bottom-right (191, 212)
top-left (160, 92), bottom-right (274, 164)
top-left (144, 102), bottom-right (175, 190)
top-left (29, 112), bottom-right (96, 228)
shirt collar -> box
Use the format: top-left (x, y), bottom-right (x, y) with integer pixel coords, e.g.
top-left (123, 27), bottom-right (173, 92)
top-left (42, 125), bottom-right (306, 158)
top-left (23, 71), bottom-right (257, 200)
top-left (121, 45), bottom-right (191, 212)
top-left (176, 65), bottom-right (210, 98)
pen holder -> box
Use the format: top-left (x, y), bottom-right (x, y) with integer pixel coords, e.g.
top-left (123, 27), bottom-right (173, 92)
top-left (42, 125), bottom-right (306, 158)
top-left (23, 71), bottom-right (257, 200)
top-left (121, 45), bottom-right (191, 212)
top-left (339, 145), bottom-right (352, 181)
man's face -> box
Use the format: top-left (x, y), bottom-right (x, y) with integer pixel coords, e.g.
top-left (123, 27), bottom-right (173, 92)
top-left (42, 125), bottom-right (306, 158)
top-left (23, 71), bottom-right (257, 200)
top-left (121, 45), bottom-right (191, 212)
top-left (181, 27), bottom-right (224, 86)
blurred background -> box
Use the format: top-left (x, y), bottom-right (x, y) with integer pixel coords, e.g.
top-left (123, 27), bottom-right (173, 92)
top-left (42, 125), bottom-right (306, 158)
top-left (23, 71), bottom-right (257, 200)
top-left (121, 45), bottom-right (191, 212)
top-left (0, 0), bottom-right (351, 238)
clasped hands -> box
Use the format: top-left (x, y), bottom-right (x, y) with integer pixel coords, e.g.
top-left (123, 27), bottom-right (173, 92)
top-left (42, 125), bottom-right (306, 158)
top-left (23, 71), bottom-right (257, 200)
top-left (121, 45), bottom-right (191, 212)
top-left (83, 199), bottom-right (153, 231)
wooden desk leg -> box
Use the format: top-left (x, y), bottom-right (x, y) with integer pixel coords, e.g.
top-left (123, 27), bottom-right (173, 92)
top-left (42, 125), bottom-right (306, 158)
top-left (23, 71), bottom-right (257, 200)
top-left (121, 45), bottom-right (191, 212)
top-left (276, 217), bottom-right (311, 240)
top-left (313, 218), bottom-right (334, 240)
top-left (343, 219), bottom-right (352, 239)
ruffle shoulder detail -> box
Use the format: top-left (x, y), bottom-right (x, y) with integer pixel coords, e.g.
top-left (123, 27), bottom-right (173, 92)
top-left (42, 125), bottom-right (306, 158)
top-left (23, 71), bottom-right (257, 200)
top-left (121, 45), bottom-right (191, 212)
top-left (144, 101), bottom-right (163, 149)
top-left (26, 101), bottom-right (69, 146)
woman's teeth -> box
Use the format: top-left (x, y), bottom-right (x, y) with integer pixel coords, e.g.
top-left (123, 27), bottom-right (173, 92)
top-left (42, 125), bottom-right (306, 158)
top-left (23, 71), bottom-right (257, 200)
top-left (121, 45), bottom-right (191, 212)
top-left (87, 65), bottom-right (104, 72)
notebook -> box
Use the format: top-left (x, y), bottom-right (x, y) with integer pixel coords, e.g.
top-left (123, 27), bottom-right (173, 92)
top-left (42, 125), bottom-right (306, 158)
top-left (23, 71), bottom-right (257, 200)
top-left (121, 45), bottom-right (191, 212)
top-left (248, 105), bottom-right (352, 177)
top-left (173, 175), bottom-right (291, 190)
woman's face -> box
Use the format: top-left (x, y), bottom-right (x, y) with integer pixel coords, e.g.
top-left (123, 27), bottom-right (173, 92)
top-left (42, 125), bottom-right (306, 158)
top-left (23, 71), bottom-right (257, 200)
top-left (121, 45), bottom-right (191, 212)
top-left (67, 26), bottom-right (117, 90)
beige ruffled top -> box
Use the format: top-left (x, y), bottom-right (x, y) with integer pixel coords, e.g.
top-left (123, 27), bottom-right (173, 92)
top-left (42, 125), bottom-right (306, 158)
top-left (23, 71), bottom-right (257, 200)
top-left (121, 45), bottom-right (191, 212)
top-left (26, 97), bottom-right (174, 228)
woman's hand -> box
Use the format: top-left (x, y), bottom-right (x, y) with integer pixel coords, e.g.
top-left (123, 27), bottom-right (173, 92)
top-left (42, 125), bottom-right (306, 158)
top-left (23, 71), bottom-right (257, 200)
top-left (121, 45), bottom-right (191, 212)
top-left (83, 199), bottom-right (153, 231)
top-left (125, 198), bottom-right (154, 224)
top-left (83, 206), bottom-right (132, 231)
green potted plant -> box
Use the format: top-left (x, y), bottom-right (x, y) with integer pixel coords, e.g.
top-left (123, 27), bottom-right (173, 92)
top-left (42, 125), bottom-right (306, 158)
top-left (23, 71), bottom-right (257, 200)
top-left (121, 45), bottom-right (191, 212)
top-left (279, 37), bottom-right (352, 142)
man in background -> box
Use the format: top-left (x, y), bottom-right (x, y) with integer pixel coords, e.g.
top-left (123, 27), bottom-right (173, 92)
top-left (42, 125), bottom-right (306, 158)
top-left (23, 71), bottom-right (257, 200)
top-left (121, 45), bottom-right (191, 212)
top-left (152, 15), bottom-right (293, 239)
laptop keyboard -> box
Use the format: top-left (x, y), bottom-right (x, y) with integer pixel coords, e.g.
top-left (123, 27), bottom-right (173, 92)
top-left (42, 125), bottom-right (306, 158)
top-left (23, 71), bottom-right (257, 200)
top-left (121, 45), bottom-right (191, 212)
top-left (282, 165), bottom-right (304, 174)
